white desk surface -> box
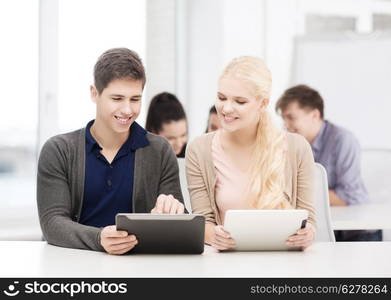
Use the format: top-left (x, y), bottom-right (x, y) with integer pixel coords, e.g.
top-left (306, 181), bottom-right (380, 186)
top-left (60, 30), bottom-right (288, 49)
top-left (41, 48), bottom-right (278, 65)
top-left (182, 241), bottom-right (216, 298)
top-left (1, 241), bottom-right (390, 278)
top-left (331, 202), bottom-right (391, 230)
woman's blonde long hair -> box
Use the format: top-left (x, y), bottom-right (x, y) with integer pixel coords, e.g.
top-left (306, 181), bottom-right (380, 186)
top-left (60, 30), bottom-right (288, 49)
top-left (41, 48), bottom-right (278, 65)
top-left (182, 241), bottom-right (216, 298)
top-left (220, 56), bottom-right (291, 209)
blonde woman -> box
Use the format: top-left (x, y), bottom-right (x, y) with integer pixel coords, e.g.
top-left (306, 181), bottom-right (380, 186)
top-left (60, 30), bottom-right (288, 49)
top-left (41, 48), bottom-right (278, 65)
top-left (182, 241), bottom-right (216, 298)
top-left (185, 56), bottom-right (316, 251)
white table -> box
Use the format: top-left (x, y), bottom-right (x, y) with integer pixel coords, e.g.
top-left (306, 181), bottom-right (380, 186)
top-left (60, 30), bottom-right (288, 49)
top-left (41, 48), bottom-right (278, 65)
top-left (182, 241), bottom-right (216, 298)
top-left (331, 203), bottom-right (391, 230)
top-left (1, 241), bottom-right (390, 277)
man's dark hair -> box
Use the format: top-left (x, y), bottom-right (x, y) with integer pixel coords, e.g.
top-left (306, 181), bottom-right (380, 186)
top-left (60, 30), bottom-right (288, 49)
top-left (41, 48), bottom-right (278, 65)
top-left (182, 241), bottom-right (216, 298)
top-left (209, 105), bottom-right (217, 115)
top-left (145, 92), bottom-right (187, 133)
top-left (275, 84), bottom-right (324, 119)
top-left (205, 105), bottom-right (217, 133)
top-left (94, 48), bottom-right (146, 94)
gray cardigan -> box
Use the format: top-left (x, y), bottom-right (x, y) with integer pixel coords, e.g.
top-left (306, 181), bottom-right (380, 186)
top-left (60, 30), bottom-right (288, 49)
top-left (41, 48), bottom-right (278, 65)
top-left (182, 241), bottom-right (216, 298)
top-left (37, 128), bottom-right (183, 252)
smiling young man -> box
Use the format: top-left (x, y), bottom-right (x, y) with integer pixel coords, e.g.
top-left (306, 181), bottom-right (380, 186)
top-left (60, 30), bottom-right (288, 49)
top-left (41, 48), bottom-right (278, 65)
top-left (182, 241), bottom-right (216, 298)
top-left (37, 48), bottom-right (185, 254)
top-left (276, 84), bottom-right (381, 242)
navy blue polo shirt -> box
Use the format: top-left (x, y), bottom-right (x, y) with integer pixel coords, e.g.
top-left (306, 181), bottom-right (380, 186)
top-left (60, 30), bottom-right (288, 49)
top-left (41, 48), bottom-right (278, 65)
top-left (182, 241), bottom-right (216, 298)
top-left (79, 120), bottom-right (149, 228)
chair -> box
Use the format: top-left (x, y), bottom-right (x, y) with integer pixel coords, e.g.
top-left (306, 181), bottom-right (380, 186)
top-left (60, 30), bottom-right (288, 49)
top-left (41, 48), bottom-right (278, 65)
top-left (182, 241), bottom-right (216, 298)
top-left (178, 159), bottom-right (335, 241)
top-left (313, 163), bottom-right (335, 242)
top-left (177, 158), bottom-right (192, 213)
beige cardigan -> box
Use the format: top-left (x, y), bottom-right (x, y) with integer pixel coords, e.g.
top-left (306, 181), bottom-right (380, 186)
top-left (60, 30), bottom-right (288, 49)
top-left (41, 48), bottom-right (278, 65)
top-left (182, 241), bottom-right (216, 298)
top-left (185, 131), bottom-right (316, 227)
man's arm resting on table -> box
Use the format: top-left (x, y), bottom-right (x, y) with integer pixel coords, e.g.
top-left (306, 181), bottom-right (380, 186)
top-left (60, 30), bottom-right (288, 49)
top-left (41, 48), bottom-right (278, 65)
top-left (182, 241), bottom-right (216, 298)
top-left (37, 137), bottom-right (104, 251)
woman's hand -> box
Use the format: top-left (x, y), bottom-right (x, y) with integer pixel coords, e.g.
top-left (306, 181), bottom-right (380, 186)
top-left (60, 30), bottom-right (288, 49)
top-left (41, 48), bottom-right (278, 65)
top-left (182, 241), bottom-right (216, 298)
top-left (206, 224), bottom-right (236, 251)
top-left (151, 194), bottom-right (185, 214)
top-left (286, 222), bottom-right (315, 250)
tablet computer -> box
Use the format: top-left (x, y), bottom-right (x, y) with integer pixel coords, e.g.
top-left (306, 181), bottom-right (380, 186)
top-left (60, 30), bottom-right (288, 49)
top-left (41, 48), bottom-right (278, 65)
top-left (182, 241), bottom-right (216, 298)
top-left (116, 214), bottom-right (205, 254)
top-left (224, 209), bottom-right (309, 251)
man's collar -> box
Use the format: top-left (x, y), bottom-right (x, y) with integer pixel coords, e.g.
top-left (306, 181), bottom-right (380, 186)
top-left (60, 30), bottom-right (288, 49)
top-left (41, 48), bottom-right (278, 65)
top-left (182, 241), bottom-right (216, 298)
top-left (311, 120), bottom-right (327, 152)
top-left (85, 120), bottom-right (100, 153)
top-left (85, 120), bottom-right (149, 154)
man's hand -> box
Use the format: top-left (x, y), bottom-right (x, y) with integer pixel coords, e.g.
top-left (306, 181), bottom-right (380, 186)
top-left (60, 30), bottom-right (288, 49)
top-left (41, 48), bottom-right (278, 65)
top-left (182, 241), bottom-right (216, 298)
top-left (151, 194), bottom-right (185, 214)
top-left (100, 225), bottom-right (138, 255)
top-left (329, 190), bottom-right (347, 206)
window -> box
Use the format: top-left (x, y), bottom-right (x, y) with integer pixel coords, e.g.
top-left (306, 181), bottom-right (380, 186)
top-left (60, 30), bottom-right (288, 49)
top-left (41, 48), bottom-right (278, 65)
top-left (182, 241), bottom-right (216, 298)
top-left (0, 0), bottom-right (39, 240)
top-left (0, 0), bottom-right (146, 240)
top-left (58, 0), bottom-right (146, 133)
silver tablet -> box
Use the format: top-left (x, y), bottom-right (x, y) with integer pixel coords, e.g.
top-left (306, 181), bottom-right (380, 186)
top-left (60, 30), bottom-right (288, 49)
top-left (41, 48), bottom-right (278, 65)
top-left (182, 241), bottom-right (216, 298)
top-left (224, 209), bottom-right (309, 251)
top-left (116, 213), bottom-right (205, 254)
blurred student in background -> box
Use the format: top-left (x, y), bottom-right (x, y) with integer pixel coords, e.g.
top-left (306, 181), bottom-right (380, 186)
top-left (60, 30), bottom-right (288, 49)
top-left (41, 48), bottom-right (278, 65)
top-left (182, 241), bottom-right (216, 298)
top-left (146, 92), bottom-right (188, 158)
top-left (205, 105), bottom-right (221, 133)
top-left (275, 84), bottom-right (381, 241)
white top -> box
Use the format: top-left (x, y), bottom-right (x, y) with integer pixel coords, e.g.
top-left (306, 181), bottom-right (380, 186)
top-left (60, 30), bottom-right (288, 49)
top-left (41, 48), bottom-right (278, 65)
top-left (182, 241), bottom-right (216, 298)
top-left (1, 241), bottom-right (391, 277)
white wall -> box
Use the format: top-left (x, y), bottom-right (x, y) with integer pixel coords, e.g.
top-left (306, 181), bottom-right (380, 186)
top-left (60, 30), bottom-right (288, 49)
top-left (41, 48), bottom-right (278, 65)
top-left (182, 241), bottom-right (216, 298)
top-left (186, 0), bottom-right (267, 138)
top-left (264, 0), bottom-right (298, 111)
top-left (145, 0), bottom-right (301, 137)
top-left (293, 34), bottom-right (391, 149)
top-left (38, 0), bottom-right (59, 150)
top-left (177, 0), bottom-right (391, 141)
top-left (146, 0), bottom-right (177, 102)
top-left (185, 0), bottom-right (225, 137)
top-left (58, 0), bottom-right (146, 133)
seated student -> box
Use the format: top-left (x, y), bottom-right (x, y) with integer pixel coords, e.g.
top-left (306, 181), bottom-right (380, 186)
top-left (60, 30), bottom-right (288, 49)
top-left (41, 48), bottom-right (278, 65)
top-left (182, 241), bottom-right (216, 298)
top-left (275, 84), bottom-right (381, 241)
top-left (37, 48), bottom-right (185, 255)
top-left (186, 57), bottom-right (316, 251)
top-left (146, 92), bottom-right (188, 158)
top-left (205, 105), bottom-right (221, 133)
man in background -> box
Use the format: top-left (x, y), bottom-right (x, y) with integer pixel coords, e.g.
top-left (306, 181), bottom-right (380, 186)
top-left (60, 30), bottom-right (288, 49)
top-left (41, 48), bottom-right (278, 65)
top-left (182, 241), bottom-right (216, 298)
top-left (275, 84), bottom-right (381, 241)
